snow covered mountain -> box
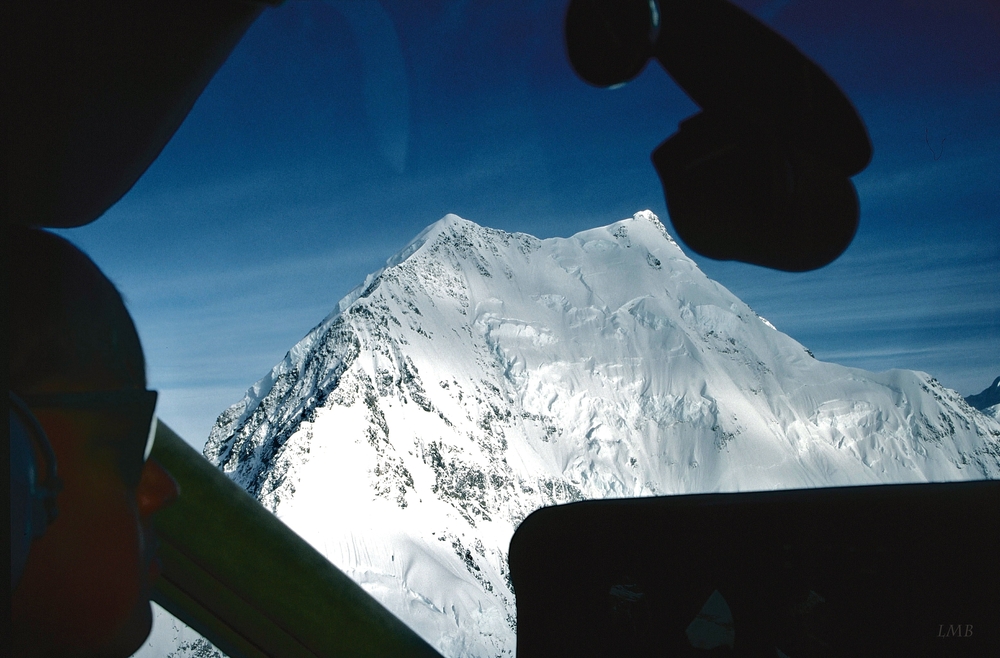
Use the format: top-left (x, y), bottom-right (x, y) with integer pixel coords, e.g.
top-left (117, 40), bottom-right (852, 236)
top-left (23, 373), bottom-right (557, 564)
top-left (202, 211), bottom-right (1000, 657)
top-left (967, 376), bottom-right (1000, 419)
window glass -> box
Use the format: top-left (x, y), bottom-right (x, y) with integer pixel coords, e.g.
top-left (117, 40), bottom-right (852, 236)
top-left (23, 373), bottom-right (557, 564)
top-left (59, 1), bottom-right (998, 453)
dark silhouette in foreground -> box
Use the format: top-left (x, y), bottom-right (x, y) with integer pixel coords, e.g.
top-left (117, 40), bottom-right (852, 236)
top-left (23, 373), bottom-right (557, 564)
top-left (565, 0), bottom-right (872, 271)
top-left (9, 228), bottom-right (180, 657)
top-left (511, 481), bottom-right (1000, 657)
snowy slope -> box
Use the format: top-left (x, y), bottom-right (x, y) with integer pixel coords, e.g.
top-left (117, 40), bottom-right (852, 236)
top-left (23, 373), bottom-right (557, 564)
top-left (200, 211), bottom-right (1000, 657)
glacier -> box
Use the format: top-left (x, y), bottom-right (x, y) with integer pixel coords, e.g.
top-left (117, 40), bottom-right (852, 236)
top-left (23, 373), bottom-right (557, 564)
top-left (147, 211), bottom-right (1000, 658)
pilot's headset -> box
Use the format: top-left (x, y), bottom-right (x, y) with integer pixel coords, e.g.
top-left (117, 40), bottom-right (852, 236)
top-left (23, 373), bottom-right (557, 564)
top-left (9, 391), bottom-right (63, 591)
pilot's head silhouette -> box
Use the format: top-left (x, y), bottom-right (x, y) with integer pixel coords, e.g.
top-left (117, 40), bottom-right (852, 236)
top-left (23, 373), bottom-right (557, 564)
top-left (10, 227), bottom-right (179, 658)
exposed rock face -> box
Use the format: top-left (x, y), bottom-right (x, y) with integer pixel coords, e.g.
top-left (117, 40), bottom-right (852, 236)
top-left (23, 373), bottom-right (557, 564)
top-left (204, 211), bottom-right (1000, 657)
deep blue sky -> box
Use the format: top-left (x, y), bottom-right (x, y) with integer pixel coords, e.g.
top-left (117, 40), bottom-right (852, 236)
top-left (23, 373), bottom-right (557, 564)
top-left (58, 0), bottom-right (999, 448)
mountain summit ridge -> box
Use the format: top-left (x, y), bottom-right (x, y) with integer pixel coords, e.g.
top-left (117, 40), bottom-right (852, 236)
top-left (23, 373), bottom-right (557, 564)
top-left (966, 376), bottom-right (1000, 415)
top-left (204, 211), bottom-right (1000, 657)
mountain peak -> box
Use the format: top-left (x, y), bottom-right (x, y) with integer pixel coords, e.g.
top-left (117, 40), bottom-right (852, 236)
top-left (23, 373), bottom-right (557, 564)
top-left (966, 376), bottom-right (1000, 411)
top-left (631, 208), bottom-right (670, 236)
top-left (383, 213), bottom-right (471, 268)
top-left (424, 212), bottom-right (476, 239)
top-left (203, 212), bottom-right (1000, 657)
